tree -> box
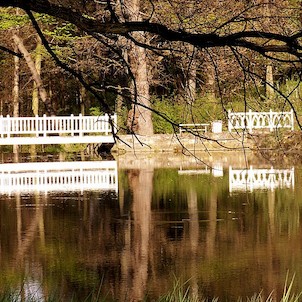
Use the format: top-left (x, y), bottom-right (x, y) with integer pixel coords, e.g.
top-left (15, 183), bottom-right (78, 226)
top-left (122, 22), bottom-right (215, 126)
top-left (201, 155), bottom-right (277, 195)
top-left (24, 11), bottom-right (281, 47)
top-left (0, 0), bottom-right (301, 135)
top-left (123, 0), bottom-right (154, 135)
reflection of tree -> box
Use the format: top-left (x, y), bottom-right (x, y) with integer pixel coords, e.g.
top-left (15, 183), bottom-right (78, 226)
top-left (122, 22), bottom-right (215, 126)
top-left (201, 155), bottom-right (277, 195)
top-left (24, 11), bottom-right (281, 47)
top-left (15, 193), bottom-right (45, 262)
top-left (205, 182), bottom-right (217, 259)
top-left (0, 192), bottom-right (47, 299)
top-left (267, 190), bottom-right (277, 301)
top-left (2, 166), bottom-right (302, 301)
top-left (187, 187), bottom-right (199, 300)
top-left (122, 169), bottom-right (153, 301)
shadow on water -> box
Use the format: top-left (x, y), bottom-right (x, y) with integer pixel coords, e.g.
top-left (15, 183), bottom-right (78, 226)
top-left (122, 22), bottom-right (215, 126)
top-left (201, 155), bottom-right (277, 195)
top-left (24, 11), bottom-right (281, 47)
top-left (0, 151), bottom-right (300, 301)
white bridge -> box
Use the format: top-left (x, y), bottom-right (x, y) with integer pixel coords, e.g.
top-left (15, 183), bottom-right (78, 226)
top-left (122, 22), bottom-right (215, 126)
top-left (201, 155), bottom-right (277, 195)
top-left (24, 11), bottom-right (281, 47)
top-left (0, 160), bottom-right (118, 194)
top-left (0, 114), bottom-right (117, 145)
top-left (229, 166), bottom-right (295, 192)
top-left (228, 110), bottom-right (294, 132)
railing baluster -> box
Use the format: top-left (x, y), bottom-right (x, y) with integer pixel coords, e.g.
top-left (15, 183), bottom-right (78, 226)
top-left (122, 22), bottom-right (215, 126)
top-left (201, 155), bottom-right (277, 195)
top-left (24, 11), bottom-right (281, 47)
top-left (6, 115), bottom-right (10, 138)
top-left (79, 114), bottom-right (83, 136)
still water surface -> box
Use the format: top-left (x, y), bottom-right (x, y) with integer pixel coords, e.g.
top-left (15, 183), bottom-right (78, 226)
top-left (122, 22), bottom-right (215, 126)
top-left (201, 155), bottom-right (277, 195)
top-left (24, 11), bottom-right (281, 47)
top-left (0, 152), bottom-right (301, 301)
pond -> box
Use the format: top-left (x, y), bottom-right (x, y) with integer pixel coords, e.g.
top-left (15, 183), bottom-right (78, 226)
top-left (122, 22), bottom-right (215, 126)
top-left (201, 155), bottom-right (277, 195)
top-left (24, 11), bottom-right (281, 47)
top-left (0, 151), bottom-right (301, 301)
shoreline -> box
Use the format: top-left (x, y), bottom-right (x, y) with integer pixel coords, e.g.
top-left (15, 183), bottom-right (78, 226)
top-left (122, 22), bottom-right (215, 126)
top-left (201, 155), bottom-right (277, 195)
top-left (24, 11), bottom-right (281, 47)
top-left (112, 133), bottom-right (264, 169)
top-left (113, 132), bottom-right (252, 154)
top-left (112, 131), bottom-right (301, 168)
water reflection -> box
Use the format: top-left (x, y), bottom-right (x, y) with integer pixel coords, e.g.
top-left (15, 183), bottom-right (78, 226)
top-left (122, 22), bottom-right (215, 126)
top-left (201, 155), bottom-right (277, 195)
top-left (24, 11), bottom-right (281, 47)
top-left (178, 162), bottom-right (223, 177)
top-left (121, 169), bottom-right (153, 301)
top-left (229, 166), bottom-right (295, 192)
top-left (0, 153), bottom-right (301, 301)
top-left (0, 161), bottom-right (118, 194)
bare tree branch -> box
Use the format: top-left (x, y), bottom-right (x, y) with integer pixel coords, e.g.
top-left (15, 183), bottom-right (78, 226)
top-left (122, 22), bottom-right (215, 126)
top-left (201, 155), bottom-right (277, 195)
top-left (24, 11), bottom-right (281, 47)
top-left (0, 44), bottom-right (22, 57)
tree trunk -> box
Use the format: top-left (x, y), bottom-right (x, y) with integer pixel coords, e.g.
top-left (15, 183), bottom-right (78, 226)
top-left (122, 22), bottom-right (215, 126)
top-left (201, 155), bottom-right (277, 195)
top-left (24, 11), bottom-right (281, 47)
top-left (12, 41), bottom-right (20, 154)
top-left (12, 43), bottom-right (19, 117)
top-left (264, 2), bottom-right (274, 102)
top-left (266, 63), bottom-right (274, 101)
top-left (183, 45), bottom-right (197, 123)
top-left (123, 0), bottom-right (154, 135)
top-left (32, 36), bottom-right (42, 116)
top-left (80, 86), bottom-right (86, 116)
top-left (206, 61), bottom-right (216, 100)
top-left (186, 63), bottom-right (196, 103)
top-left (12, 34), bottom-right (54, 115)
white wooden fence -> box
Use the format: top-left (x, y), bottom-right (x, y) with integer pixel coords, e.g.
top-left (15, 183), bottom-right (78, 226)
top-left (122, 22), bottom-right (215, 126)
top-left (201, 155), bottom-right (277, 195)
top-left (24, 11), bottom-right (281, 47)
top-left (0, 114), bottom-right (116, 137)
top-left (229, 166), bottom-right (295, 192)
top-left (228, 110), bottom-right (294, 132)
top-left (0, 160), bottom-right (118, 194)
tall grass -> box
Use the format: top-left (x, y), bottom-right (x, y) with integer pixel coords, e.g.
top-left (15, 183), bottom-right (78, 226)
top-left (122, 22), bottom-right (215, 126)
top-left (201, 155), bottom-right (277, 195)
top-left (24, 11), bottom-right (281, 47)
top-left (0, 273), bottom-right (301, 302)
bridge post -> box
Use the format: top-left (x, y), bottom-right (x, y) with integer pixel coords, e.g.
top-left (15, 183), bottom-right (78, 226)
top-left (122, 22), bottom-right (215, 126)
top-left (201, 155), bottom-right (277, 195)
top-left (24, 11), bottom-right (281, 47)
top-left (35, 115), bottom-right (39, 137)
top-left (6, 115), bottom-right (10, 138)
top-left (269, 109), bottom-right (274, 131)
top-left (71, 114), bottom-right (74, 136)
top-left (248, 110), bottom-right (253, 133)
top-left (43, 114), bottom-right (47, 137)
top-left (79, 114), bottom-right (83, 136)
top-left (105, 114), bottom-right (109, 135)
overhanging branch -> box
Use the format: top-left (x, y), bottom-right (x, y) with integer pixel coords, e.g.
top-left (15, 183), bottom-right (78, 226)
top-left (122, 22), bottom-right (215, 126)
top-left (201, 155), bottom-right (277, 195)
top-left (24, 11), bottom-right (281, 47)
top-left (0, 0), bottom-right (301, 59)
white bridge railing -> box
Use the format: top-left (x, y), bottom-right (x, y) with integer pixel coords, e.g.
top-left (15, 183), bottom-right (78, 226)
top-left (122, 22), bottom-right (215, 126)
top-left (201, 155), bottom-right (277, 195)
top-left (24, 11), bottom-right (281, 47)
top-left (0, 114), bottom-right (117, 138)
top-left (228, 110), bottom-right (294, 132)
top-left (229, 166), bottom-right (295, 192)
top-left (0, 160), bottom-right (118, 194)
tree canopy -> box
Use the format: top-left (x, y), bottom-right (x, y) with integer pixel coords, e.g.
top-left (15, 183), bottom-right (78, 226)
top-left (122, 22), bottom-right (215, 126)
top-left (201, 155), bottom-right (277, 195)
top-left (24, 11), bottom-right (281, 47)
top-left (0, 0), bottom-right (301, 135)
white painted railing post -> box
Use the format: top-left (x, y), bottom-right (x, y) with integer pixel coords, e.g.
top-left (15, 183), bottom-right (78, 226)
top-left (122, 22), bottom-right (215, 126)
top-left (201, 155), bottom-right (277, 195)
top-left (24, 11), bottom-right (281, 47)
top-left (269, 109), bottom-right (273, 132)
top-left (35, 115), bottom-right (39, 137)
top-left (6, 115), bottom-right (10, 138)
top-left (79, 114), bottom-right (83, 136)
top-left (291, 109), bottom-right (294, 130)
top-left (105, 114), bottom-right (109, 135)
top-left (71, 114), bottom-right (74, 137)
top-left (248, 110), bottom-right (252, 133)
top-left (43, 114), bottom-right (47, 137)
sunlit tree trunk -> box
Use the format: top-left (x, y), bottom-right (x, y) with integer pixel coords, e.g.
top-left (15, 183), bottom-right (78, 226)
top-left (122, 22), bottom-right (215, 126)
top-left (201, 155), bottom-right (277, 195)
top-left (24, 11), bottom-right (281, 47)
top-left (206, 60), bottom-right (216, 100)
top-left (12, 41), bottom-right (20, 154)
top-left (12, 34), bottom-right (54, 115)
top-left (266, 63), bottom-right (274, 101)
top-left (183, 45), bottom-right (197, 123)
top-left (186, 59), bottom-right (196, 103)
top-left (123, 0), bottom-right (154, 135)
top-left (264, 1), bottom-right (275, 102)
top-left (32, 36), bottom-right (42, 116)
top-left (12, 43), bottom-right (19, 117)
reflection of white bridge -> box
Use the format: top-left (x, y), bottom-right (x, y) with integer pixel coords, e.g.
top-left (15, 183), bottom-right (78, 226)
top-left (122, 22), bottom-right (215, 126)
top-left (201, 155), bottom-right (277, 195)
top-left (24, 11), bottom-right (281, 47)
top-left (0, 161), bottom-right (118, 194)
top-left (229, 166), bottom-right (295, 192)
top-left (0, 114), bottom-right (116, 145)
